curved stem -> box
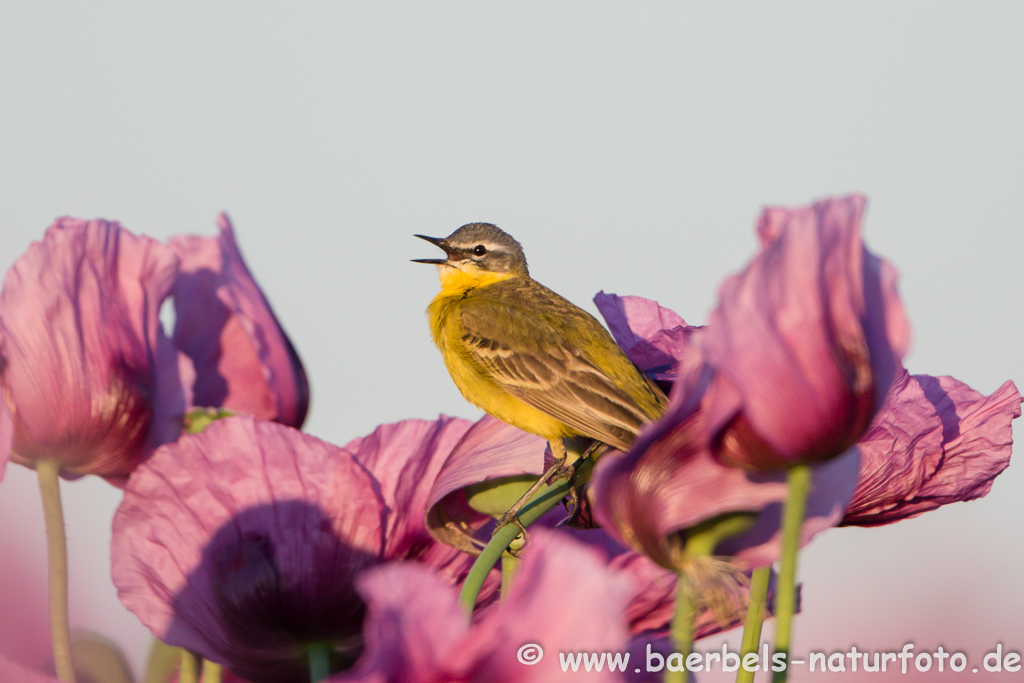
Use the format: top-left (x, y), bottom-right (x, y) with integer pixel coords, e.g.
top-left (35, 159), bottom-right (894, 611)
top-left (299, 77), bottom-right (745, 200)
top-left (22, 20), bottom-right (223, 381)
top-left (500, 533), bottom-right (525, 601)
top-left (736, 566), bottom-right (771, 683)
top-left (307, 643), bottom-right (331, 683)
top-left (771, 463), bottom-right (811, 683)
top-left (178, 650), bottom-right (199, 683)
top-left (37, 459), bottom-right (75, 682)
top-left (457, 478), bottom-right (572, 615)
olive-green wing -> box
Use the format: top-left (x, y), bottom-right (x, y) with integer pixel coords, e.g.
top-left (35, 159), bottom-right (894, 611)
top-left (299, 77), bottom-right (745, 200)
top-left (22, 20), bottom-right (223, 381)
top-left (457, 296), bottom-right (660, 451)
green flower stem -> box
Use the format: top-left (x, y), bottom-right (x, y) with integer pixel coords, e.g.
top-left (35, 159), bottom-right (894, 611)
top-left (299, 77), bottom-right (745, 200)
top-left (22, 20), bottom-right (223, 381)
top-left (457, 477), bottom-right (572, 615)
top-left (665, 571), bottom-right (694, 683)
top-left (736, 566), bottom-right (771, 683)
top-left (36, 459), bottom-right (75, 683)
top-left (202, 659), bottom-right (223, 683)
top-left (665, 513), bottom-right (756, 683)
top-left (142, 640), bottom-right (178, 683)
top-left (308, 643), bottom-right (331, 683)
top-left (772, 463), bottom-right (812, 683)
top-left (500, 534), bottom-right (525, 601)
top-left (178, 650), bottom-right (199, 683)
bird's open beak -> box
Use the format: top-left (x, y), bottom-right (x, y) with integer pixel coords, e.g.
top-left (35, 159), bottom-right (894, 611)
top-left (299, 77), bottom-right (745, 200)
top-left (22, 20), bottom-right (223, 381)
top-left (412, 234), bottom-right (461, 264)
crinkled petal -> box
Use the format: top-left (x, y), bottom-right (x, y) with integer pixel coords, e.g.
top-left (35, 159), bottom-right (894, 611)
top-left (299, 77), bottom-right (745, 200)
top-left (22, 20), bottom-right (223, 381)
top-left (703, 195), bottom-right (910, 468)
top-left (844, 372), bottom-right (1020, 526)
top-left (0, 218), bottom-right (183, 478)
top-left (426, 415), bottom-right (549, 553)
top-left (593, 291), bottom-right (699, 382)
top-left (112, 416), bottom-right (386, 683)
top-left (338, 415), bottom-right (483, 583)
top-left (170, 214), bottom-right (310, 428)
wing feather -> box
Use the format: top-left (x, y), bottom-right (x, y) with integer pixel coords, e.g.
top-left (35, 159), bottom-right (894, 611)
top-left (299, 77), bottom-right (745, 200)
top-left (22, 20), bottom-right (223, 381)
top-left (458, 292), bottom-right (662, 451)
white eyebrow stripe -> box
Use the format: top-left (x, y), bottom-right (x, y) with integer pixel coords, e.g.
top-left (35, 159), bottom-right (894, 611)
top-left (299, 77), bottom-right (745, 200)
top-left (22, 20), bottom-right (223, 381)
top-left (455, 240), bottom-right (507, 252)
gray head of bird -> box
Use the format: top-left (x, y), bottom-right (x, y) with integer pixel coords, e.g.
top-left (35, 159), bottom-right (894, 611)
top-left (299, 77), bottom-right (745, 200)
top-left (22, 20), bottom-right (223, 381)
top-left (413, 223), bottom-right (529, 276)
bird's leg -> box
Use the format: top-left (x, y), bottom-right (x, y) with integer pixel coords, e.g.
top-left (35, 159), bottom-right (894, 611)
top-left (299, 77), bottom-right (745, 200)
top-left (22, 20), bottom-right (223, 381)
top-left (492, 439), bottom-right (570, 536)
top-left (555, 440), bottom-right (601, 481)
top-left (556, 440), bottom-right (602, 517)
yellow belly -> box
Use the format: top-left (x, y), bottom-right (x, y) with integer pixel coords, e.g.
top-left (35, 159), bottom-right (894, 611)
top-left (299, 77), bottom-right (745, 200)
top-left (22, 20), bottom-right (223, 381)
top-left (427, 289), bottom-right (574, 442)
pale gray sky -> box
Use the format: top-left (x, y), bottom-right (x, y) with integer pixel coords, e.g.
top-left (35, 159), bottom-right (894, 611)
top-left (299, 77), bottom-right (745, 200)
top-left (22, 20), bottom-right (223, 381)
top-left (2, 3), bottom-right (1022, 680)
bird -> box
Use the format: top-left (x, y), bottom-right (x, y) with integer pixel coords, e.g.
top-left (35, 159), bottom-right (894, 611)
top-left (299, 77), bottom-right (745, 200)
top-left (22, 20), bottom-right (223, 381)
top-left (413, 223), bottom-right (667, 524)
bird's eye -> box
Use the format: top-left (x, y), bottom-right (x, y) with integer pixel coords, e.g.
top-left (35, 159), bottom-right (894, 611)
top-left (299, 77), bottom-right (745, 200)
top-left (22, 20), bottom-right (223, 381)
top-left (473, 245), bottom-right (487, 256)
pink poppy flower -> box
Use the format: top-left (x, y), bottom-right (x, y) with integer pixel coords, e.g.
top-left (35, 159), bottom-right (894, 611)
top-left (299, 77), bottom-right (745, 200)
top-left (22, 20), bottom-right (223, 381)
top-left (111, 414), bottom-right (497, 683)
top-left (591, 364), bottom-right (862, 572)
top-left (333, 529), bottom-right (634, 683)
top-left (0, 218), bottom-right (187, 481)
top-left (843, 369), bottom-right (1020, 526)
top-left (702, 195), bottom-right (910, 469)
top-left (590, 286), bottom-right (1016, 573)
top-left (169, 213), bottom-right (309, 428)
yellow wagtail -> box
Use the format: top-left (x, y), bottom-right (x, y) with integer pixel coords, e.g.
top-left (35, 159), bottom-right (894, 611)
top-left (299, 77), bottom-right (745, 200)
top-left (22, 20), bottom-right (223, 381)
top-left (414, 223), bottom-right (667, 522)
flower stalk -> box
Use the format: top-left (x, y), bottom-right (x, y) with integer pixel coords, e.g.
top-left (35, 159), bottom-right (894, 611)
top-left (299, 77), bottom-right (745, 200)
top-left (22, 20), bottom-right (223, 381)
top-left (772, 463), bottom-right (812, 683)
top-left (500, 534), bottom-right (526, 601)
top-left (457, 477), bottom-right (573, 614)
top-left (142, 640), bottom-right (178, 683)
top-left (666, 513), bottom-right (754, 683)
top-left (178, 650), bottom-right (199, 683)
top-left (202, 659), bottom-right (223, 683)
top-left (736, 566), bottom-right (771, 683)
top-left (37, 459), bottom-right (75, 682)
top-left (666, 572), bottom-right (694, 683)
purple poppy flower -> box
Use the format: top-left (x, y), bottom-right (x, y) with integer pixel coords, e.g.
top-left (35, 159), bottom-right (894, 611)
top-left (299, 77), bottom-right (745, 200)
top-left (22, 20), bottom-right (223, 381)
top-left (169, 213), bottom-right (310, 428)
top-left (111, 414), bottom-right (496, 683)
top-left (589, 282), bottom-right (862, 572)
top-left (591, 367), bottom-right (861, 573)
top-left (589, 284), bottom-right (1016, 577)
top-left (333, 529), bottom-right (634, 683)
top-left (702, 195), bottom-right (910, 469)
top-left (843, 369), bottom-right (1020, 526)
top-left (0, 218), bottom-right (188, 482)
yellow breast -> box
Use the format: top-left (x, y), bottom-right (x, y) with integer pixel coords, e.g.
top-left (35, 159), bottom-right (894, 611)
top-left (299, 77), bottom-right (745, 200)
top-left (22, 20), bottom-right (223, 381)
top-left (426, 271), bottom-right (574, 442)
